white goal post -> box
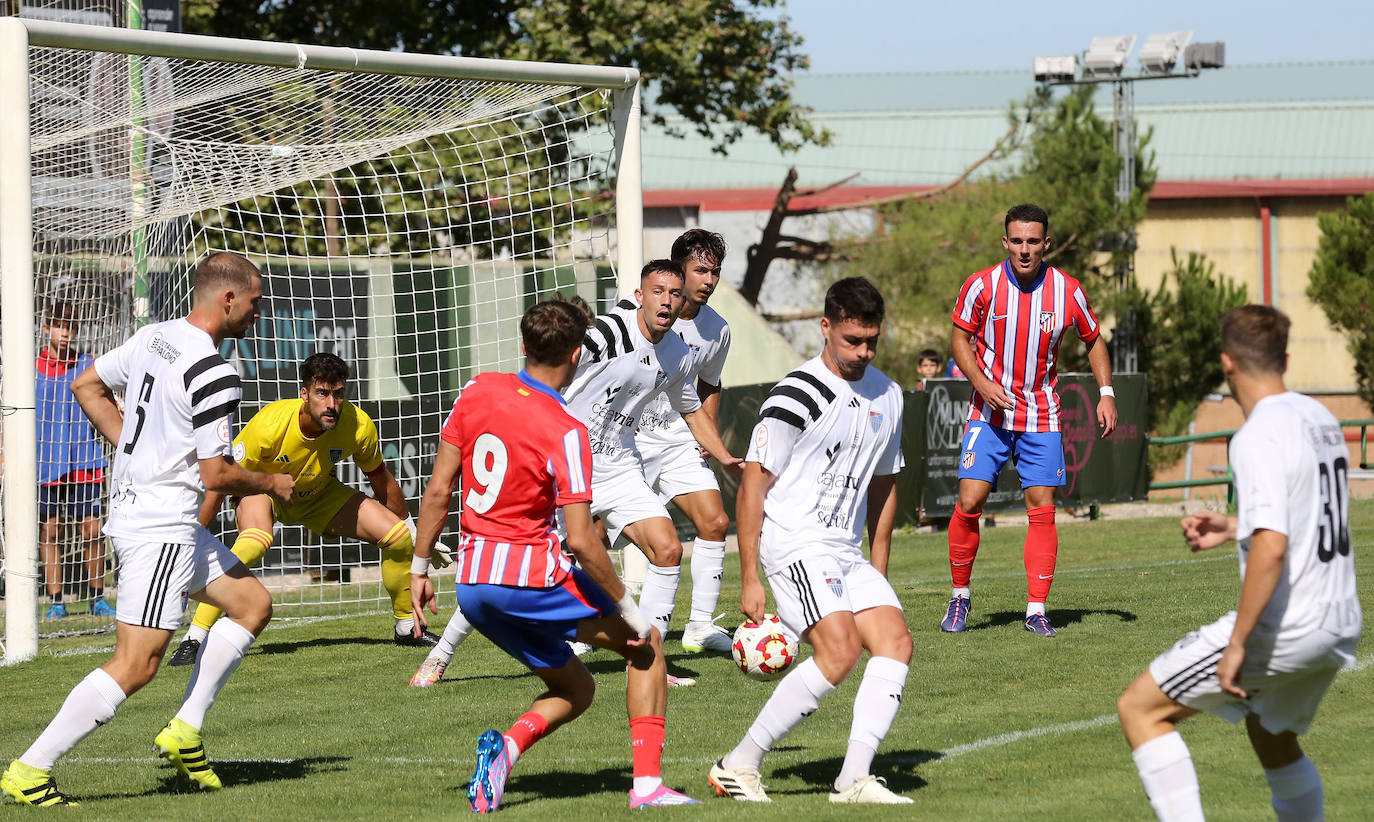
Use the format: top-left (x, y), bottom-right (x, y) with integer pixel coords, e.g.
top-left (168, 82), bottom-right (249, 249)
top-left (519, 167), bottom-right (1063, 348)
top-left (1, 16), bottom-right (643, 663)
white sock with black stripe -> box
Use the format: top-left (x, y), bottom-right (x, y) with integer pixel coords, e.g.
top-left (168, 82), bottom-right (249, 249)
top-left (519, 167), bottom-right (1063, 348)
top-left (637, 563), bottom-right (681, 640)
top-left (20, 668), bottom-right (127, 771)
top-left (175, 617), bottom-right (256, 730)
top-left (835, 656), bottom-right (908, 790)
top-left (724, 657), bottom-right (836, 772)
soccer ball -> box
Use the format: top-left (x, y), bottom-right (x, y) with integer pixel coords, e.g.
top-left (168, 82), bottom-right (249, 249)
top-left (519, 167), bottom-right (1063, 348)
top-left (731, 614), bottom-right (797, 681)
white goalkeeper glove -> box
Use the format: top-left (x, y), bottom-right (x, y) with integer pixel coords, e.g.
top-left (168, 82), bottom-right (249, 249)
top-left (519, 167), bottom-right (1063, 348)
top-left (616, 591), bottom-right (652, 640)
top-left (405, 516), bottom-right (455, 569)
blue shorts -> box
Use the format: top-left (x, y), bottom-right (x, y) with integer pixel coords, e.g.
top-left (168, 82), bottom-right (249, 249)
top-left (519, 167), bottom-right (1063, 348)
top-left (956, 420), bottom-right (1065, 488)
top-left (456, 567), bottom-right (618, 670)
top-left (39, 482), bottom-right (102, 520)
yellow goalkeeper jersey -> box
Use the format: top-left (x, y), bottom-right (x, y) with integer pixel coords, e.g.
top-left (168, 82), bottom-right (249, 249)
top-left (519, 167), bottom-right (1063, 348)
top-left (230, 398), bottom-right (384, 498)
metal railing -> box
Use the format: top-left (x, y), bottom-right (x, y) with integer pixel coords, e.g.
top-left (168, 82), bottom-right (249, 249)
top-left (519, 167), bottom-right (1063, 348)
top-left (1147, 417), bottom-right (1374, 493)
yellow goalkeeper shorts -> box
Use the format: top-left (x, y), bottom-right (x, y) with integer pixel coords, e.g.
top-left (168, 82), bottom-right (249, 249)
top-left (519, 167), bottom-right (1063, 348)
top-left (273, 477), bottom-right (361, 534)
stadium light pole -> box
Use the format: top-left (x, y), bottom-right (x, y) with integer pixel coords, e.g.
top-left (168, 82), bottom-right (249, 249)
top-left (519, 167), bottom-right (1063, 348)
top-left (1033, 33), bottom-right (1225, 373)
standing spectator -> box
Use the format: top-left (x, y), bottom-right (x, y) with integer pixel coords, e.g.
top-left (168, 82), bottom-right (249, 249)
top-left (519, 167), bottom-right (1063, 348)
top-left (35, 302), bottom-right (111, 618)
top-left (940, 203), bottom-right (1117, 637)
top-left (916, 348), bottom-right (942, 390)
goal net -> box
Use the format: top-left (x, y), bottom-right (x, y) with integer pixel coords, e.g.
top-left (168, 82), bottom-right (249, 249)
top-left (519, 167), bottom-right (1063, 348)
top-left (1, 16), bottom-right (642, 662)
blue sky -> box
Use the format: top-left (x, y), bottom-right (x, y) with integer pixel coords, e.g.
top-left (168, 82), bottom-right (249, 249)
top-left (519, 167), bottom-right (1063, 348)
top-left (779, 0), bottom-right (1373, 74)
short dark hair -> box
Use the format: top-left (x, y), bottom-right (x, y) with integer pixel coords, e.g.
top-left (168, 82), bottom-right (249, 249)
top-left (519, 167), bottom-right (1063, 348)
top-left (43, 300), bottom-right (78, 326)
top-left (670, 229), bottom-right (726, 269)
top-left (1005, 203), bottom-right (1049, 233)
top-left (299, 352), bottom-right (349, 387)
top-left (193, 252), bottom-right (260, 298)
top-left (523, 299), bottom-right (591, 366)
top-left (640, 259), bottom-right (684, 282)
top-left (918, 349), bottom-right (940, 363)
top-left (824, 277), bottom-right (885, 326)
top-left (1222, 305), bottom-right (1289, 375)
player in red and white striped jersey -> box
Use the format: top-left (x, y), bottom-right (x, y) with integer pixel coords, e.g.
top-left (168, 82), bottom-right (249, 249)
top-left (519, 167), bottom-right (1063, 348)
top-left (408, 299), bottom-right (697, 811)
top-left (941, 204), bottom-right (1118, 637)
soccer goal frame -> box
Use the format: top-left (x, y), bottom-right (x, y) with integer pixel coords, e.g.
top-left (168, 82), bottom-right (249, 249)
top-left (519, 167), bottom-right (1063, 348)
top-left (0, 17), bottom-right (643, 664)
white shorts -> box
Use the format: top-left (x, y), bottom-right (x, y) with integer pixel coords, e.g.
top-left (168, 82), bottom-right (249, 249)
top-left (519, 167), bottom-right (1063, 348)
top-left (590, 471), bottom-right (671, 545)
top-left (767, 554), bottom-right (902, 640)
top-left (641, 441), bottom-right (719, 502)
top-left (112, 526), bottom-right (239, 631)
top-left (1148, 610), bottom-right (1358, 735)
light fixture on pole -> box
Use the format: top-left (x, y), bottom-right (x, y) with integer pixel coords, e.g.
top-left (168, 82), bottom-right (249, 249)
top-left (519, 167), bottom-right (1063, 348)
top-left (1185, 41), bottom-right (1225, 70)
top-left (1138, 31), bottom-right (1193, 76)
top-left (1033, 55), bottom-right (1077, 84)
top-left (1082, 35), bottom-right (1136, 78)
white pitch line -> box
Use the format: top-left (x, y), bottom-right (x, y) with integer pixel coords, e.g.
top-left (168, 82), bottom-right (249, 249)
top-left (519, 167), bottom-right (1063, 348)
top-left (933, 714), bottom-right (1118, 760)
top-left (889, 550), bottom-right (1236, 588)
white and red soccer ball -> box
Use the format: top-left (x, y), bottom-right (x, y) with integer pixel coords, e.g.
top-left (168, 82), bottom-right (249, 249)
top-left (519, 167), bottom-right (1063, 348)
top-left (731, 614), bottom-right (797, 680)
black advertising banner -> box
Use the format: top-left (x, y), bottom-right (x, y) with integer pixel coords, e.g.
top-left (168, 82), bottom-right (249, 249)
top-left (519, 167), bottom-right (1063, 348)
top-left (919, 374), bottom-right (1148, 517)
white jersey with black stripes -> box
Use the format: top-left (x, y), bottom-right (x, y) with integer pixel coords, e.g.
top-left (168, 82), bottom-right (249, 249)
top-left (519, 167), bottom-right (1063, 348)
top-left (93, 318), bottom-right (242, 544)
top-left (636, 303), bottom-right (731, 451)
top-left (564, 299), bottom-right (701, 484)
top-left (745, 355), bottom-right (904, 574)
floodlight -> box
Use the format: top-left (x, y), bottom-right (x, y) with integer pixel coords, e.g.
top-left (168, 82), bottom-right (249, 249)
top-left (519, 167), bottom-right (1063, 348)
top-left (1082, 35), bottom-right (1137, 78)
top-left (1185, 41), bottom-right (1225, 69)
top-left (1033, 55), bottom-right (1077, 83)
top-left (1138, 31), bottom-right (1193, 75)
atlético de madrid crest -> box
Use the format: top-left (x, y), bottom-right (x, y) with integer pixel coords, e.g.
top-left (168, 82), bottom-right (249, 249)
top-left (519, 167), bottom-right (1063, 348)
top-left (1039, 311), bottom-right (1055, 333)
top-left (868, 410), bottom-right (883, 432)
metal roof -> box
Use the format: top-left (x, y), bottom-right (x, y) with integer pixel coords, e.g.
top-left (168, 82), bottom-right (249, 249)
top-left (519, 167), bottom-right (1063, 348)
top-left (642, 62), bottom-right (1374, 192)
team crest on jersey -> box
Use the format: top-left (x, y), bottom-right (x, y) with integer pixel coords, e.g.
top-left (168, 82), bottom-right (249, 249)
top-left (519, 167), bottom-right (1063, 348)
top-left (1039, 311), bottom-right (1055, 334)
top-left (232, 441), bottom-right (246, 462)
top-left (868, 410), bottom-right (883, 432)
top-left (961, 451), bottom-right (976, 469)
top-left (825, 576), bottom-right (844, 597)
top-left (687, 343), bottom-right (701, 356)
top-left (654, 369), bottom-right (667, 389)
top-left (329, 448), bottom-right (344, 466)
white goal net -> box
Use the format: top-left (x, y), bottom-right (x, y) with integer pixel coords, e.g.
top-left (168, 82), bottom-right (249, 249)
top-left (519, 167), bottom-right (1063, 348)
top-left (1, 16), bottom-right (642, 662)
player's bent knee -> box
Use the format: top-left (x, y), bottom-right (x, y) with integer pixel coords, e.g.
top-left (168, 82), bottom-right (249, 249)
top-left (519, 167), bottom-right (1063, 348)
top-left (649, 542), bottom-right (683, 566)
top-left (699, 512), bottom-right (729, 542)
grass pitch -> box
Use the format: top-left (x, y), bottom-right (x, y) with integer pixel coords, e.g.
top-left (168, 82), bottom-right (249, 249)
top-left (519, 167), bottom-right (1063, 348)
top-left (2, 503), bottom-right (1370, 820)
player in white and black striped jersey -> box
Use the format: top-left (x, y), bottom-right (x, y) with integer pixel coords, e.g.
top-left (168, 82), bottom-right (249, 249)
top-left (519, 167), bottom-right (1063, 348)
top-left (1117, 305), bottom-right (1362, 822)
top-left (709, 277), bottom-right (914, 805)
top-left (2, 253), bottom-right (294, 806)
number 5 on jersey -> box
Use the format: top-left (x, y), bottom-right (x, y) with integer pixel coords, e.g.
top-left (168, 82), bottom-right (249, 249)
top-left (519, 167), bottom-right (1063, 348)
top-left (123, 374), bottom-right (156, 455)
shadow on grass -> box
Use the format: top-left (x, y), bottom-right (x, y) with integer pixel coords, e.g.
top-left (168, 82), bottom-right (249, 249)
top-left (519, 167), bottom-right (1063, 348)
top-left (475, 765), bottom-right (642, 808)
top-left (80, 756), bottom-right (350, 801)
top-left (252, 636), bottom-right (394, 655)
top-left (770, 749), bottom-right (932, 795)
top-left (968, 608), bottom-right (1137, 632)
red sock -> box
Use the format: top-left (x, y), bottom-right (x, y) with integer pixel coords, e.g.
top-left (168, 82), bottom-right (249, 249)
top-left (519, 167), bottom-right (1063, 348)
top-left (948, 505), bottom-right (982, 588)
top-left (629, 715), bottom-right (666, 779)
top-left (1025, 505), bottom-right (1058, 602)
top-left (505, 711), bottom-right (549, 759)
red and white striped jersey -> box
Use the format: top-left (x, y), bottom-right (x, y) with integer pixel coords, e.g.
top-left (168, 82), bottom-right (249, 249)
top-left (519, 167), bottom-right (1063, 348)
top-left (440, 370), bottom-right (592, 588)
top-left (951, 261), bottom-right (1100, 432)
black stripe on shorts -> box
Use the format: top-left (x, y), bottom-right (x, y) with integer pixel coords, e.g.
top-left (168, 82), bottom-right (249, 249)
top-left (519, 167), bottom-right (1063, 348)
top-left (787, 560), bottom-right (822, 628)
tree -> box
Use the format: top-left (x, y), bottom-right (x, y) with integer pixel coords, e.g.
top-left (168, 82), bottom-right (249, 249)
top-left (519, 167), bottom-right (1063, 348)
top-left (848, 85), bottom-right (1155, 386)
top-left (182, 0), bottom-right (824, 155)
top-left (1307, 192), bottom-right (1374, 406)
top-left (1117, 250), bottom-right (1247, 470)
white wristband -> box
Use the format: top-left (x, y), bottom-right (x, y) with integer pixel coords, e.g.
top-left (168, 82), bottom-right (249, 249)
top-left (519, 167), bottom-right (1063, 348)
top-left (615, 592), bottom-right (652, 639)
top-left (1100, 386), bottom-right (1115, 398)
top-left (410, 554), bottom-right (429, 576)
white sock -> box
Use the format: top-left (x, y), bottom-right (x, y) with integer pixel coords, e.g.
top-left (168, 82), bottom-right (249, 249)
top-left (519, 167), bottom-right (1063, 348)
top-left (726, 657), bottom-right (836, 772)
top-left (1026, 602), bottom-right (1046, 617)
top-left (1131, 731), bottom-right (1204, 822)
top-left (952, 586), bottom-right (970, 599)
top-left (175, 617), bottom-right (255, 730)
top-left (687, 539), bottom-right (727, 623)
top-left (21, 668), bottom-right (127, 771)
top-left (185, 624), bottom-right (209, 643)
top-left (638, 563), bottom-right (681, 640)
top-left (395, 616), bottom-right (415, 635)
top-left (620, 537), bottom-right (650, 595)
top-left (836, 657), bottom-right (908, 790)
top-left (429, 605), bottom-right (475, 666)
top-left (632, 775), bottom-right (662, 796)
top-left (1265, 755), bottom-right (1323, 822)
top-left (503, 734), bottom-right (522, 768)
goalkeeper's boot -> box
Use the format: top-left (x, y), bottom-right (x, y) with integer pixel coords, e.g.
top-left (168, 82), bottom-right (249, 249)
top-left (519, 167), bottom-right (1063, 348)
top-left (2, 760), bottom-right (78, 806)
top-left (1024, 612), bottom-right (1058, 637)
top-left (393, 625), bottom-right (441, 647)
top-left (44, 602), bottom-right (68, 620)
top-left (681, 615), bottom-right (733, 654)
top-left (467, 730), bottom-right (511, 813)
top-left (154, 718), bottom-right (222, 790)
top-left (409, 656), bottom-right (447, 687)
top-left (629, 784), bottom-right (700, 809)
top-left (89, 596), bottom-right (116, 617)
top-left (168, 637), bottom-right (202, 667)
top-left (939, 595), bottom-right (970, 633)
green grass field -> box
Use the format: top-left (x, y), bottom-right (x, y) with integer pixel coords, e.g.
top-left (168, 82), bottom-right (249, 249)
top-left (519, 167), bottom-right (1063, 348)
top-left (3, 503), bottom-right (1371, 820)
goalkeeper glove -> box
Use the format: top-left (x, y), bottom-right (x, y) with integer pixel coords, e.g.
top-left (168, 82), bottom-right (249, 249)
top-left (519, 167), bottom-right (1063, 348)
top-left (405, 516), bottom-right (455, 569)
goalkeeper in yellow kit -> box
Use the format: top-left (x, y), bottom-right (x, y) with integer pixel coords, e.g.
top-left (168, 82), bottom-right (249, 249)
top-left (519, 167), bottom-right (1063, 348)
top-left (169, 352), bottom-right (463, 664)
